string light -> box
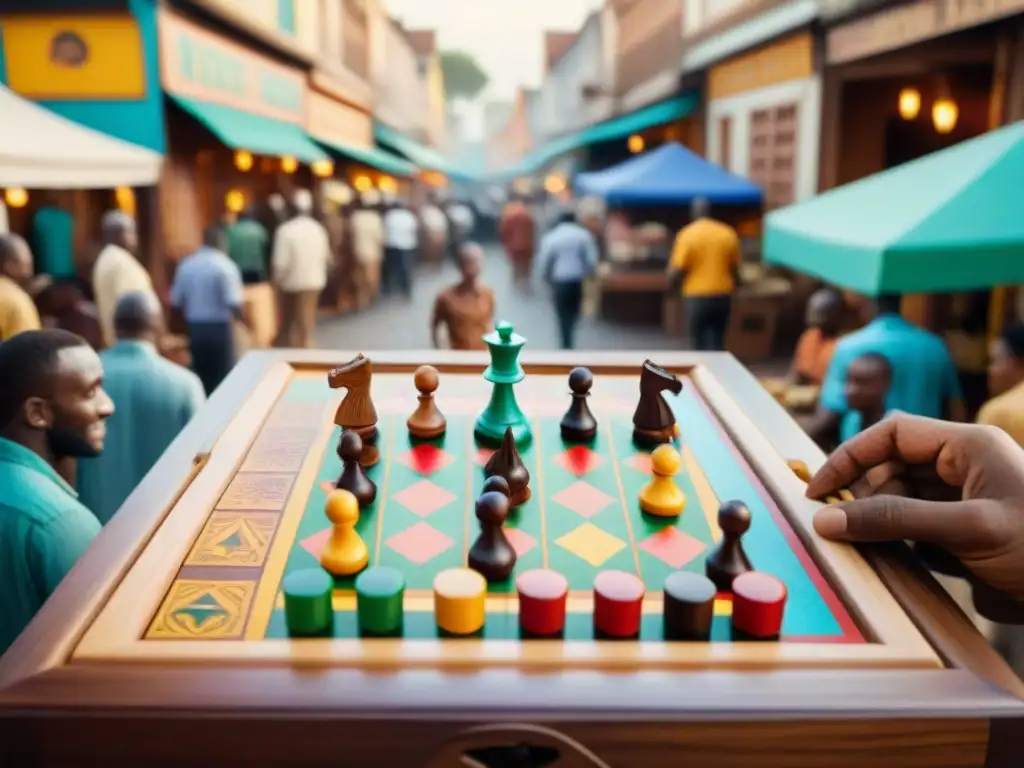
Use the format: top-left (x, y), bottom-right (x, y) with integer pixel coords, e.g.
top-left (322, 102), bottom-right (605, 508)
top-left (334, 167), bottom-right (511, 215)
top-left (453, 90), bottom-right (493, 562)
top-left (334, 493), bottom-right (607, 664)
top-left (234, 150), bottom-right (254, 171)
top-left (281, 156), bottom-right (298, 173)
top-left (932, 97), bottom-right (959, 134)
top-left (3, 188), bottom-right (28, 208)
top-left (627, 134), bottom-right (645, 153)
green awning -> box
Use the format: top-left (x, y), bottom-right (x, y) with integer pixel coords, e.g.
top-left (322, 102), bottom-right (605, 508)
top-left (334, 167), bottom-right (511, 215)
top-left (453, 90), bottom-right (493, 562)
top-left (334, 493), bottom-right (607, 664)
top-left (315, 138), bottom-right (418, 177)
top-left (495, 91), bottom-right (700, 180)
top-left (373, 123), bottom-right (473, 180)
top-left (170, 95), bottom-right (329, 164)
top-left (764, 122), bottom-right (1024, 296)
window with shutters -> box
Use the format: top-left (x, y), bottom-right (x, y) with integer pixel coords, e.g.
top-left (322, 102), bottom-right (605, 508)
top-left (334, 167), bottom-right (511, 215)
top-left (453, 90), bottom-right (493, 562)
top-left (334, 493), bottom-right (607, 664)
top-left (748, 103), bottom-right (798, 209)
top-left (343, 0), bottom-right (369, 80)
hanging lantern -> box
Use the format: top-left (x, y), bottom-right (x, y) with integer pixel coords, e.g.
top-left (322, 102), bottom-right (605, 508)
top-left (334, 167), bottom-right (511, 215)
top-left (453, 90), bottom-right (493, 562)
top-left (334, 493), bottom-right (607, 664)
top-left (3, 188), bottom-right (28, 208)
top-left (353, 175), bottom-right (373, 192)
top-left (898, 88), bottom-right (921, 120)
top-left (627, 134), bottom-right (645, 153)
top-left (280, 156), bottom-right (298, 174)
top-left (932, 97), bottom-right (959, 134)
top-left (234, 150), bottom-right (254, 171)
top-left (378, 176), bottom-right (398, 193)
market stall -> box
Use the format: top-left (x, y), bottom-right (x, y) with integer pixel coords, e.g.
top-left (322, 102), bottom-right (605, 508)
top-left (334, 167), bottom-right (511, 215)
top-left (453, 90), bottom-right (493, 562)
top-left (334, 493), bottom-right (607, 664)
top-left (765, 122), bottom-right (1024, 414)
top-left (574, 142), bottom-right (775, 354)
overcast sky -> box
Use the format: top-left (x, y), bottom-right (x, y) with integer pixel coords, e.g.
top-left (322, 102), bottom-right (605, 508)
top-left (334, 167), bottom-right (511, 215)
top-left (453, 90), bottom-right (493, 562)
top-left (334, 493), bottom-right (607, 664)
top-left (385, 0), bottom-right (602, 139)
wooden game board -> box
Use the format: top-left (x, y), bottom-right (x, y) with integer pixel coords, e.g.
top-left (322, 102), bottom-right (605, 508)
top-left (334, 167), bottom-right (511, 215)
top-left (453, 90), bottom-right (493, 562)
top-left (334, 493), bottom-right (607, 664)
top-left (1, 351), bottom-right (1022, 768)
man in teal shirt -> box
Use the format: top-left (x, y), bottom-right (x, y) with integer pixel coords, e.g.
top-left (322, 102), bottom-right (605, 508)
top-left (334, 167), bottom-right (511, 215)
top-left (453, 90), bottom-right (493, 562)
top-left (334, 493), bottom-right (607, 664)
top-left (31, 195), bottom-right (76, 281)
top-left (225, 207), bottom-right (269, 283)
top-left (807, 293), bottom-right (965, 448)
top-left (78, 292), bottom-right (206, 524)
top-left (0, 329), bottom-right (114, 654)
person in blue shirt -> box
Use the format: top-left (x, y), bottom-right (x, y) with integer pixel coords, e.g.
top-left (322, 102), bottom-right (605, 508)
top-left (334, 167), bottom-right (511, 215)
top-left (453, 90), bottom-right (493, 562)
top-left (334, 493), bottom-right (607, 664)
top-left (0, 329), bottom-right (114, 654)
top-left (170, 226), bottom-right (246, 395)
top-left (77, 292), bottom-right (206, 525)
top-left (535, 209), bottom-right (599, 350)
top-left (807, 293), bottom-right (965, 448)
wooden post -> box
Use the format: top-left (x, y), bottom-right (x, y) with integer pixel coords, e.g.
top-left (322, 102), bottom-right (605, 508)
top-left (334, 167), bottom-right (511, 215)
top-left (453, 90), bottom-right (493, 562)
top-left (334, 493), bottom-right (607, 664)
top-left (987, 30), bottom-right (1013, 344)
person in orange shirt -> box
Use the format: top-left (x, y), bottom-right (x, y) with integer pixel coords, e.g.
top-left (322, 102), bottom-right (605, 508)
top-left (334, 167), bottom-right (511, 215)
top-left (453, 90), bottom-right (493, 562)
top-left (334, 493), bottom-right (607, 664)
top-left (667, 197), bottom-right (741, 351)
top-left (789, 289), bottom-right (844, 385)
top-left (976, 322), bottom-right (1024, 446)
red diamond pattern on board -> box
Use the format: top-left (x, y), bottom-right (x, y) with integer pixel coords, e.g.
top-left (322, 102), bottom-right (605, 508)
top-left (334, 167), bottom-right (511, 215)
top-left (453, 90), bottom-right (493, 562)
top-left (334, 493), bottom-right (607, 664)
top-left (504, 528), bottom-right (537, 557)
top-left (554, 445), bottom-right (605, 477)
top-left (397, 444), bottom-right (455, 476)
top-left (475, 447), bottom-right (496, 466)
top-left (622, 453), bottom-right (653, 475)
top-left (392, 479), bottom-right (456, 517)
top-left (638, 527), bottom-right (706, 569)
top-left (299, 527), bottom-right (332, 560)
top-left (387, 521), bottom-right (454, 564)
top-left (552, 480), bottom-right (615, 518)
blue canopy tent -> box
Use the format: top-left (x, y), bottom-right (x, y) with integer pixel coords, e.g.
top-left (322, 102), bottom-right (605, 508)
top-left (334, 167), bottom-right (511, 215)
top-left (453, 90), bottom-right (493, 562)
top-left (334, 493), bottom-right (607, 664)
top-left (574, 143), bottom-right (763, 206)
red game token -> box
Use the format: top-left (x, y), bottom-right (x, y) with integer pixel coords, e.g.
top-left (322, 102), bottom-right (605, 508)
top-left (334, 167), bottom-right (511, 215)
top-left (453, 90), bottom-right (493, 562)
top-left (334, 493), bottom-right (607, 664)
top-left (593, 570), bottom-right (645, 638)
top-left (516, 569), bottom-right (569, 636)
top-left (731, 571), bottom-right (787, 638)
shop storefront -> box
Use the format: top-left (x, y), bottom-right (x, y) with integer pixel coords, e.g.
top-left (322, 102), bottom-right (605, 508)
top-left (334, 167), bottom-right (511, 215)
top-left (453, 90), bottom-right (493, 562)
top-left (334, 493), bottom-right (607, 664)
top-left (0, 3), bottom-right (165, 279)
top-left (819, 0), bottom-right (1024, 191)
top-left (706, 32), bottom-right (820, 211)
top-left (307, 89), bottom-right (414, 195)
top-left (157, 7), bottom-right (328, 261)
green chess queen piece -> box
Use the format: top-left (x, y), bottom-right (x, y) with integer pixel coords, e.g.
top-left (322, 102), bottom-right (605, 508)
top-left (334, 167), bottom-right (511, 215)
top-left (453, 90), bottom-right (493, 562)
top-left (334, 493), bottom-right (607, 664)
top-left (474, 321), bottom-right (532, 447)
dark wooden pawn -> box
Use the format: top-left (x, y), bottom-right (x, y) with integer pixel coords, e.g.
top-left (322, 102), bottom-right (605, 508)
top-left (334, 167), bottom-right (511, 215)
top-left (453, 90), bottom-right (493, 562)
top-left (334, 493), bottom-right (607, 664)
top-left (336, 430), bottom-right (377, 508)
top-left (468, 491), bottom-right (517, 582)
top-left (704, 500), bottom-right (753, 592)
top-left (482, 475), bottom-right (510, 499)
top-left (560, 367), bottom-right (598, 442)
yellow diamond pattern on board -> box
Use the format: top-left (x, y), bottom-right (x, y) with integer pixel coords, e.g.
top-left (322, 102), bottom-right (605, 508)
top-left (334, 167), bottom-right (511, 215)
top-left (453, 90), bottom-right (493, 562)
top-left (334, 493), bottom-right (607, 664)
top-left (556, 522), bottom-right (627, 567)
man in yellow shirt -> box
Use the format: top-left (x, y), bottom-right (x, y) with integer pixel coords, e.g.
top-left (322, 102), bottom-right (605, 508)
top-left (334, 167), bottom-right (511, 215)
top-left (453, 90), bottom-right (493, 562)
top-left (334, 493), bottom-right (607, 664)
top-left (0, 233), bottom-right (42, 342)
top-left (977, 322), bottom-right (1024, 445)
top-left (667, 197), bottom-right (741, 351)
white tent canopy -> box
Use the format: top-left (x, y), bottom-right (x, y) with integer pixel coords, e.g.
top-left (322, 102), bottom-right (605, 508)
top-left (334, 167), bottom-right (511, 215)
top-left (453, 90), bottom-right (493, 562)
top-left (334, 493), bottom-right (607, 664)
top-left (0, 84), bottom-right (162, 189)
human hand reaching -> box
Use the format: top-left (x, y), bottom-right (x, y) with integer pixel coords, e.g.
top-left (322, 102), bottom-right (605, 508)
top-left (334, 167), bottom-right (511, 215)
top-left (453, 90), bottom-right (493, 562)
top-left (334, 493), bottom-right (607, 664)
top-left (807, 413), bottom-right (1024, 600)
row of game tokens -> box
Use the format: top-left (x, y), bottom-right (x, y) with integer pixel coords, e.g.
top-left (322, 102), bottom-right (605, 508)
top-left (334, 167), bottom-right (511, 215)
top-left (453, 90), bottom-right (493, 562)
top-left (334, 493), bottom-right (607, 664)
top-left (283, 565), bottom-right (788, 640)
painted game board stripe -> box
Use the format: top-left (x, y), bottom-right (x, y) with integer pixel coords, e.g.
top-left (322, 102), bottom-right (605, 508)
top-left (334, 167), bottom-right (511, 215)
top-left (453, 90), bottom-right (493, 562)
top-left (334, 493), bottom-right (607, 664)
top-left (604, 421), bottom-right (642, 579)
top-left (685, 385), bottom-right (864, 643)
top-left (372, 415), bottom-right (396, 566)
top-left (243, 411), bottom-right (338, 640)
top-left (532, 420), bottom-right (550, 569)
top-left (681, 446), bottom-right (722, 543)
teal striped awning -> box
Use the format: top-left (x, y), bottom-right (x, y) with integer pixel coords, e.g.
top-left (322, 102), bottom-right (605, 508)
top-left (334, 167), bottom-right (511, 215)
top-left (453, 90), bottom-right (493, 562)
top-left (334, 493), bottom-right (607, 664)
top-left (315, 138), bottom-right (418, 178)
top-left (497, 91), bottom-right (700, 180)
top-left (169, 95), bottom-right (329, 164)
top-left (374, 123), bottom-right (475, 181)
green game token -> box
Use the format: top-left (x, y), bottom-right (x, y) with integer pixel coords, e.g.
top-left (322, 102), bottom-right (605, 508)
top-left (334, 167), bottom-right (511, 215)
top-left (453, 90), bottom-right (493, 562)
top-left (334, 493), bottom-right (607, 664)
top-left (283, 568), bottom-right (333, 636)
top-left (355, 567), bottom-right (405, 636)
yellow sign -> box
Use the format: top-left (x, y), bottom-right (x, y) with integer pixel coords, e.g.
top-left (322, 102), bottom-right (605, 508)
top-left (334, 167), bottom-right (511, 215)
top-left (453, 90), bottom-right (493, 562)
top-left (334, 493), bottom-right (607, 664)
top-left (828, 0), bottom-right (1024, 65)
top-left (307, 92), bottom-right (373, 149)
top-left (708, 33), bottom-right (814, 102)
top-left (1, 14), bottom-right (145, 99)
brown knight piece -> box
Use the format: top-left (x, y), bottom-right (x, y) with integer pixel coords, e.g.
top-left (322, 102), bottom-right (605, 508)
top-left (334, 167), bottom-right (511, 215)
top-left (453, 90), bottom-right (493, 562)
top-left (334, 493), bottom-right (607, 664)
top-left (632, 359), bottom-right (683, 447)
top-left (328, 354), bottom-right (379, 467)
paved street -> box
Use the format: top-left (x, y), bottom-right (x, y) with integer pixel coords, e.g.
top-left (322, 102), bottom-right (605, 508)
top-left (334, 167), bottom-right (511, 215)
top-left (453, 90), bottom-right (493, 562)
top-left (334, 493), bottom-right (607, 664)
top-left (315, 244), bottom-right (683, 352)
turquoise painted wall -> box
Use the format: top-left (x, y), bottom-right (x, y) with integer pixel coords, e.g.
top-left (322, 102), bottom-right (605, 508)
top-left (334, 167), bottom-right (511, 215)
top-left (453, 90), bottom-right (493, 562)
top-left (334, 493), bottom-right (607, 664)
top-left (0, 0), bottom-right (165, 153)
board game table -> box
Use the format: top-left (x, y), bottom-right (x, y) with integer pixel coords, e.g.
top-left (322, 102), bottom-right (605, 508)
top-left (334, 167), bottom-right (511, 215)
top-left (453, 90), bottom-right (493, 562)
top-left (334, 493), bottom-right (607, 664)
top-left (1, 350), bottom-right (1022, 768)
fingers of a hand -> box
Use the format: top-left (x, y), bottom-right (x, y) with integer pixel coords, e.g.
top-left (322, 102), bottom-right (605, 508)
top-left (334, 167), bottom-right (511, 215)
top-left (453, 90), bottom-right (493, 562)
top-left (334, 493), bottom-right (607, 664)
top-left (807, 413), bottom-right (954, 497)
top-left (813, 495), bottom-right (1001, 549)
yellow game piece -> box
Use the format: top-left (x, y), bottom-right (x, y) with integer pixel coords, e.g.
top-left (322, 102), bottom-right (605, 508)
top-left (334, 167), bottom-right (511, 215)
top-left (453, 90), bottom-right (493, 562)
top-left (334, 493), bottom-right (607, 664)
top-left (787, 460), bottom-right (811, 483)
top-left (839, 488), bottom-right (855, 502)
top-left (320, 489), bottom-right (369, 577)
top-left (433, 567), bottom-right (487, 635)
top-left (639, 444), bottom-right (686, 517)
